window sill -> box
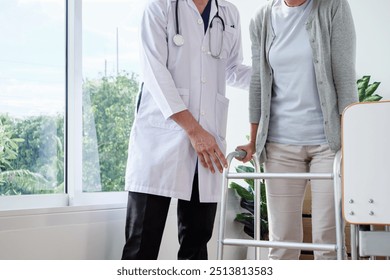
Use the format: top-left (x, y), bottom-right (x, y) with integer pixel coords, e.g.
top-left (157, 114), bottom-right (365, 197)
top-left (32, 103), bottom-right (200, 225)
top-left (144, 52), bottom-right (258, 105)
top-left (0, 201), bottom-right (127, 218)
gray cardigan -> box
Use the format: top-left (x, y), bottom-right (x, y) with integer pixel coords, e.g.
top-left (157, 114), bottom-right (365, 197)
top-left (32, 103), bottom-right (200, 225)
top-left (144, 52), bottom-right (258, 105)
top-left (249, 0), bottom-right (358, 162)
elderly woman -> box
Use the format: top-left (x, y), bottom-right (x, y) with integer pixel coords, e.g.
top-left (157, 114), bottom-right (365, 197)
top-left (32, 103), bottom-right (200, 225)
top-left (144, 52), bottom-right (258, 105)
top-left (238, 0), bottom-right (358, 260)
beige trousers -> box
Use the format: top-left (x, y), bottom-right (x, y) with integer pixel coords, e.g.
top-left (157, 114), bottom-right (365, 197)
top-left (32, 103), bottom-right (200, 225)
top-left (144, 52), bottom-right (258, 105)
top-left (264, 142), bottom-right (336, 260)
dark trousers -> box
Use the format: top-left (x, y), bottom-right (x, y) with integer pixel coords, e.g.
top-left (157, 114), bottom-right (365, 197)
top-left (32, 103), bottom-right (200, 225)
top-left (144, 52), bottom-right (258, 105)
top-left (121, 174), bottom-right (217, 260)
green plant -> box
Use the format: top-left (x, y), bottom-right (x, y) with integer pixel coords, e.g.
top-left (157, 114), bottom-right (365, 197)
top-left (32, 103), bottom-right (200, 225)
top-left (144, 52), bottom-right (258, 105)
top-left (357, 75), bottom-right (383, 102)
top-left (82, 72), bottom-right (138, 191)
top-left (0, 119), bottom-right (24, 172)
top-left (0, 117), bottom-right (62, 195)
top-left (229, 161), bottom-right (268, 239)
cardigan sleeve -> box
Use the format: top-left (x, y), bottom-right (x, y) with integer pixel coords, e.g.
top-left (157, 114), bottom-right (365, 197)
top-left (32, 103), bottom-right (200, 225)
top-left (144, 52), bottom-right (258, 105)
top-left (330, 0), bottom-right (359, 113)
top-left (248, 15), bottom-right (262, 124)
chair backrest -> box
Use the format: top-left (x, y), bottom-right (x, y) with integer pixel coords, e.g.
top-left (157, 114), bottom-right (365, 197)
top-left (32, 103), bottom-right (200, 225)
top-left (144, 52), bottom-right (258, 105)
top-left (342, 101), bottom-right (390, 225)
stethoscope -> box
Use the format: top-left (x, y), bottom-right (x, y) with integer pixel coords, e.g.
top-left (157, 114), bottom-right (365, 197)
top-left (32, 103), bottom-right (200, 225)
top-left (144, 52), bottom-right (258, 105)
top-left (173, 0), bottom-right (225, 59)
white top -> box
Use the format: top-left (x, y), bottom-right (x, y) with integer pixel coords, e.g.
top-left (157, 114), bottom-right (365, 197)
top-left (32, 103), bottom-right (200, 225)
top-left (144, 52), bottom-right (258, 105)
top-left (268, 0), bottom-right (326, 145)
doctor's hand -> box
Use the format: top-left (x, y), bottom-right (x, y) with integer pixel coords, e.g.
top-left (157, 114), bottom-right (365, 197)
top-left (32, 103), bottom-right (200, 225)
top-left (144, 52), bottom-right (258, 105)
top-left (187, 126), bottom-right (228, 174)
top-left (170, 110), bottom-right (227, 174)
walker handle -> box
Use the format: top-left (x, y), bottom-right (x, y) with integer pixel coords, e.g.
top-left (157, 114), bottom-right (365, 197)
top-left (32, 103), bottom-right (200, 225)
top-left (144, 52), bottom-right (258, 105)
top-left (233, 149), bottom-right (247, 160)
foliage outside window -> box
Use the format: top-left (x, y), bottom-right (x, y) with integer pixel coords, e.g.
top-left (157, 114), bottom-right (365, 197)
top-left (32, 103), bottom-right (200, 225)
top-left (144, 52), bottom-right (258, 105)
top-left (0, 0), bottom-right (65, 197)
top-left (0, 73), bottom-right (138, 196)
top-left (82, 73), bottom-right (138, 192)
top-left (0, 0), bottom-right (142, 198)
top-left (0, 115), bottom-right (64, 196)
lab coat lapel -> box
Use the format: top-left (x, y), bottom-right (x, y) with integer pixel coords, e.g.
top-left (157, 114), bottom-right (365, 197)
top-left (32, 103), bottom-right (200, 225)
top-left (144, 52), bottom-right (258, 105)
top-left (186, 0), bottom-right (200, 15)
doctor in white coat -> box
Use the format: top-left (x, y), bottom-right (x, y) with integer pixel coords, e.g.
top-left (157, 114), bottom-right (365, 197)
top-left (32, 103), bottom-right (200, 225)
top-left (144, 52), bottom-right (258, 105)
top-left (122, 0), bottom-right (251, 260)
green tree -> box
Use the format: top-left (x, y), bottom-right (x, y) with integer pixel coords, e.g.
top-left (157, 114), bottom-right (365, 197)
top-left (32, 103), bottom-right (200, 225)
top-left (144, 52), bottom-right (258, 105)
top-left (0, 117), bottom-right (22, 172)
top-left (13, 115), bottom-right (64, 186)
top-left (83, 72), bottom-right (139, 192)
top-left (0, 72), bottom-right (138, 196)
top-left (0, 115), bottom-right (64, 195)
top-left (0, 115), bottom-right (60, 195)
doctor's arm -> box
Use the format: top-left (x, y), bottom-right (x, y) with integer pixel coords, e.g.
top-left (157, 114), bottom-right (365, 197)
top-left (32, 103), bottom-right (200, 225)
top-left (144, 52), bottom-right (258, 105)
top-left (171, 110), bottom-right (228, 174)
top-left (225, 11), bottom-right (252, 90)
top-left (140, 1), bottom-right (187, 119)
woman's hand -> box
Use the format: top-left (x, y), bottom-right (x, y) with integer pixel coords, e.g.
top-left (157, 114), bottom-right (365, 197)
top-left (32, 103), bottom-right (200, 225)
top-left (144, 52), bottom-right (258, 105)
top-left (235, 142), bottom-right (256, 163)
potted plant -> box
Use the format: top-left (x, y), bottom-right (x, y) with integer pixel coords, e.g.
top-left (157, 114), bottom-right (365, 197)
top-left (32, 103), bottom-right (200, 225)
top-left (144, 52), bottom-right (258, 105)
top-left (357, 75), bottom-right (382, 102)
top-left (229, 161), bottom-right (268, 240)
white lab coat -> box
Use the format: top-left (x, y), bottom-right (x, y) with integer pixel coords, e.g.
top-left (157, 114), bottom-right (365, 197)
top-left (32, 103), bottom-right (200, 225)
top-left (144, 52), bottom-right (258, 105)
top-left (125, 0), bottom-right (251, 202)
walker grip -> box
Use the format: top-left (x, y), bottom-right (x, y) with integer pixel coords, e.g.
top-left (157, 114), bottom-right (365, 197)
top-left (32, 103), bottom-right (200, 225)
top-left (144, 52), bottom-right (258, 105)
top-left (233, 149), bottom-right (247, 160)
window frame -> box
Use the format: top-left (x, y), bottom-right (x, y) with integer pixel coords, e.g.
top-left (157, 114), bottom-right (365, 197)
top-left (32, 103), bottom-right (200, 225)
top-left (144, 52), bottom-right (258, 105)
top-left (0, 0), bottom-right (128, 211)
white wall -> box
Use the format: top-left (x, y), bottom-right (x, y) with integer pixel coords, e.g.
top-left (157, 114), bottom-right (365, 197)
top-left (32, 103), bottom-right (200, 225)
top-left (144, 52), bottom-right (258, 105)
top-left (0, 0), bottom-right (389, 260)
top-left (0, 205), bottom-right (126, 260)
top-left (349, 0), bottom-right (390, 100)
top-left (0, 195), bottom-right (247, 260)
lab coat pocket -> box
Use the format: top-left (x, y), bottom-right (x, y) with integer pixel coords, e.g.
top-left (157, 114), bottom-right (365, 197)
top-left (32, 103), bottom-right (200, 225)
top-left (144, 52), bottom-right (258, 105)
top-left (215, 93), bottom-right (229, 140)
top-left (218, 26), bottom-right (236, 59)
top-left (148, 88), bottom-right (189, 130)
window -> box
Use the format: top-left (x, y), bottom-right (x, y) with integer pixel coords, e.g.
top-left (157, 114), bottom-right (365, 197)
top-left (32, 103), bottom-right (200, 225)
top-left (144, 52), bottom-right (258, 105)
top-left (0, 0), bottom-right (66, 197)
top-left (0, 0), bottom-right (144, 210)
top-left (0, 0), bottom-right (256, 210)
top-left (81, 0), bottom-right (142, 193)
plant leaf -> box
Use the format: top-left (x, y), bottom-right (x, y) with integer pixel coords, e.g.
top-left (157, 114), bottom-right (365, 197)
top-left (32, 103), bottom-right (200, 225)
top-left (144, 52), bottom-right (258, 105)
top-left (229, 182), bottom-right (254, 201)
top-left (363, 94), bottom-right (383, 102)
top-left (235, 212), bottom-right (253, 223)
top-left (357, 75), bottom-right (370, 101)
top-left (365, 82), bottom-right (381, 97)
top-left (235, 165), bottom-right (254, 173)
top-left (240, 198), bottom-right (254, 214)
top-left (12, 138), bottom-right (25, 143)
top-left (244, 178), bottom-right (254, 189)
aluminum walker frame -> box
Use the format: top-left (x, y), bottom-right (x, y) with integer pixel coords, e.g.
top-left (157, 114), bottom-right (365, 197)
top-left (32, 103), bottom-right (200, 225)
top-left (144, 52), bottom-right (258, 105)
top-left (217, 150), bottom-right (345, 260)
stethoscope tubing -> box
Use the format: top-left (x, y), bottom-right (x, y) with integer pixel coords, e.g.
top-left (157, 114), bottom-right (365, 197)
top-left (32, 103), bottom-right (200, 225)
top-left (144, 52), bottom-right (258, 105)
top-left (174, 0), bottom-right (225, 56)
top-left (175, 0), bottom-right (180, 35)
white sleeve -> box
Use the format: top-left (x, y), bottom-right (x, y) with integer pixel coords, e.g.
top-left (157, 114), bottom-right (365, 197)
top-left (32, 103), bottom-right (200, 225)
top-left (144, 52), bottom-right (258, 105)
top-left (225, 9), bottom-right (252, 90)
top-left (139, 0), bottom-right (187, 119)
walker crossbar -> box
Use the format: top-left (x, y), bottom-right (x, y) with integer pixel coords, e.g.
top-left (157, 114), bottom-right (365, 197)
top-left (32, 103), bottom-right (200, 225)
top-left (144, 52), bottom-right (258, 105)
top-left (227, 173), bottom-right (333, 180)
top-left (222, 239), bottom-right (336, 252)
top-left (217, 150), bottom-right (344, 260)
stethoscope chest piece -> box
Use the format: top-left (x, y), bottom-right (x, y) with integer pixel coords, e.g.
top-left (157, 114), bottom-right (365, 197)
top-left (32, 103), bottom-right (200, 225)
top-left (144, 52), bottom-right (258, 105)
top-left (173, 34), bottom-right (184, 47)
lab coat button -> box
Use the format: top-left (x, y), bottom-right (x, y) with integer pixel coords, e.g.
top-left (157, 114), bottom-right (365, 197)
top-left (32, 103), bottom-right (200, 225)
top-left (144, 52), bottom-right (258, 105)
top-left (202, 78), bottom-right (207, 84)
top-left (201, 111), bottom-right (205, 116)
top-left (198, 19), bottom-right (203, 25)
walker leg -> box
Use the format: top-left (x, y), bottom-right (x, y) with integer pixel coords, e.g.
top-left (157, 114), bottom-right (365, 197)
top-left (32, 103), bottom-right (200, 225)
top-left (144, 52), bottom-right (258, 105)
top-left (217, 169), bottom-right (229, 260)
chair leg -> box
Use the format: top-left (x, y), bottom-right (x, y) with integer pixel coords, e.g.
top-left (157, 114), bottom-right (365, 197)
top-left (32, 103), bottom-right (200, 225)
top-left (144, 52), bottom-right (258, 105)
top-left (350, 224), bottom-right (359, 260)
